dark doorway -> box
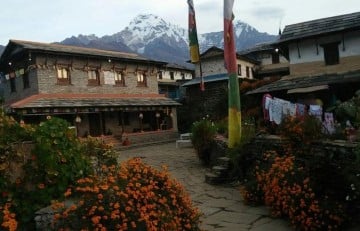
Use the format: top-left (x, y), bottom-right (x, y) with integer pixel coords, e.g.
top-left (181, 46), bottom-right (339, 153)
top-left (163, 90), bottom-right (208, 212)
top-left (88, 113), bottom-right (102, 136)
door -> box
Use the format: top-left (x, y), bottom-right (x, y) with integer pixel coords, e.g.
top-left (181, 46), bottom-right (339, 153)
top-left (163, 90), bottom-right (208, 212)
top-left (88, 113), bottom-right (102, 136)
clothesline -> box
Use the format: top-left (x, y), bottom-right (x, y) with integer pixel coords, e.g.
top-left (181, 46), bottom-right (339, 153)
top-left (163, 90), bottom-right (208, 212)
top-left (262, 94), bottom-right (335, 134)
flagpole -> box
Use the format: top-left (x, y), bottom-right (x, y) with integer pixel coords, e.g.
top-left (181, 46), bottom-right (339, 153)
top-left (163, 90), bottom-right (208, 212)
top-left (224, 0), bottom-right (242, 148)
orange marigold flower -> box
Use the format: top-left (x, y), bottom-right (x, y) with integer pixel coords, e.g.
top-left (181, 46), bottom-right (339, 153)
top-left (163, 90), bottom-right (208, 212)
top-left (91, 215), bottom-right (101, 225)
top-left (100, 184), bottom-right (109, 190)
top-left (64, 188), bottom-right (72, 197)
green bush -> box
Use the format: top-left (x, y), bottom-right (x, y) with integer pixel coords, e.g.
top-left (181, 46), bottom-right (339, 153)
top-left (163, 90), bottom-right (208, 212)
top-left (11, 117), bottom-right (91, 228)
top-left (190, 117), bottom-right (217, 165)
top-left (227, 122), bottom-right (256, 181)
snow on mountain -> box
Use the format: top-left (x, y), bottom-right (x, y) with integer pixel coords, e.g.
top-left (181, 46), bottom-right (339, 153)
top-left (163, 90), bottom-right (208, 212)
top-left (46, 14), bottom-right (277, 67)
top-left (118, 14), bottom-right (187, 54)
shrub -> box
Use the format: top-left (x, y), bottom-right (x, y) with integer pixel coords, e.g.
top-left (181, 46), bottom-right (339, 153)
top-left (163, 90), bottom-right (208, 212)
top-left (277, 115), bottom-right (324, 144)
top-left (52, 158), bottom-right (202, 230)
top-left (190, 117), bottom-right (217, 165)
top-left (241, 148), bottom-right (355, 230)
top-left (0, 203), bottom-right (17, 231)
top-left (79, 136), bottom-right (118, 173)
top-left (227, 122), bottom-right (257, 181)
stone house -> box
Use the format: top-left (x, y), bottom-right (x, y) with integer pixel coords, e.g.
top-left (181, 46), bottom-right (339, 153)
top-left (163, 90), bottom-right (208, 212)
top-left (181, 46), bottom-right (260, 119)
top-left (158, 63), bottom-right (194, 100)
top-left (239, 42), bottom-right (289, 80)
top-left (247, 11), bottom-right (360, 110)
top-left (0, 40), bottom-right (180, 140)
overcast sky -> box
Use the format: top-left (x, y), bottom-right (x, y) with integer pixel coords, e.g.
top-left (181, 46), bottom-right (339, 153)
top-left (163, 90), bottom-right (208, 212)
top-left (0, 0), bottom-right (358, 45)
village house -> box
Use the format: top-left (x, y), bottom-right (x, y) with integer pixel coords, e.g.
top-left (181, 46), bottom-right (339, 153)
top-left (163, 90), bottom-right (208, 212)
top-left (181, 46), bottom-right (260, 119)
top-left (158, 63), bottom-right (194, 100)
top-left (247, 11), bottom-right (360, 111)
top-left (0, 40), bottom-right (180, 142)
top-left (239, 42), bottom-right (289, 80)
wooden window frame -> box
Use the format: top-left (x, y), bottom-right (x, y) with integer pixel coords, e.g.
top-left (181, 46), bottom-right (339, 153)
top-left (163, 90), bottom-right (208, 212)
top-left (237, 64), bottom-right (242, 76)
top-left (321, 42), bottom-right (340, 66)
top-left (87, 69), bottom-right (100, 86)
top-left (137, 72), bottom-right (147, 87)
top-left (22, 73), bottom-right (30, 89)
top-left (114, 71), bottom-right (125, 86)
top-left (56, 66), bottom-right (71, 85)
top-left (272, 52), bottom-right (280, 64)
top-left (10, 76), bottom-right (16, 92)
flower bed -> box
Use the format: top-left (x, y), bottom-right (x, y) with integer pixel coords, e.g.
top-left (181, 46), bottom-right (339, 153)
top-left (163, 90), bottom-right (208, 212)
top-left (52, 158), bottom-right (202, 230)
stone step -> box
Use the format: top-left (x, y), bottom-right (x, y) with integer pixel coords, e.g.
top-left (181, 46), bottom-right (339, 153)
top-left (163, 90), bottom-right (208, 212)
top-left (205, 172), bottom-right (226, 185)
top-left (212, 165), bottom-right (228, 175)
top-left (216, 156), bottom-right (231, 167)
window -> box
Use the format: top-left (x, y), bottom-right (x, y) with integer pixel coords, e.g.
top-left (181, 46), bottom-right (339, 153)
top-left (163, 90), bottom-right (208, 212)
top-left (181, 73), bottom-right (185, 80)
top-left (321, 42), bottom-right (340, 65)
top-left (237, 64), bottom-right (242, 75)
top-left (158, 71), bottom-right (163, 80)
top-left (57, 67), bottom-right (71, 85)
top-left (137, 72), bottom-right (147, 87)
top-left (170, 71), bottom-right (174, 80)
top-left (114, 71), bottom-right (125, 86)
top-left (88, 69), bottom-right (100, 85)
top-left (22, 73), bottom-right (30, 89)
top-left (246, 66), bottom-right (250, 78)
top-left (272, 52), bottom-right (280, 64)
top-left (10, 75), bottom-right (16, 92)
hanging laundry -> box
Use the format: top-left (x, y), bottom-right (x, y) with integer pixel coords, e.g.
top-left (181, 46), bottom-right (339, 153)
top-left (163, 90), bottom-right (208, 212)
top-left (296, 103), bottom-right (307, 117)
top-left (280, 99), bottom-right (296, 117)
top-left (323, 112), bottom-right (335, 134)
top-left (269, 98), bottom-right (283, 125)
top-left (262, 93), bottom-right (272, 120)
top-left (309, 104), bottom-right (323, 121)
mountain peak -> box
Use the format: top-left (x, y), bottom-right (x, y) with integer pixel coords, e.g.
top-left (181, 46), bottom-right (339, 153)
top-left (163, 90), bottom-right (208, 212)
top-left (52, 14), bottom-right (277, 67)
top-left (120, 14), bottom-right (187, 54)
top-left (129, 14), bottom-right (168, 29)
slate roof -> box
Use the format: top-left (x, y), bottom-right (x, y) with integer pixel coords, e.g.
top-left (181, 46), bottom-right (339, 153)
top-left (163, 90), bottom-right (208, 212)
top-left (1, 40), bottom-right (166, 65)
top-left (191, 46), bottom-right (259, 64)
top-left (181, 73), bottom-right (228, 87)
top-left (279, 12), bottom-right (360, 42)
top-left (11, 94), bottom-right (180, 109)
top-left (246, 70), bottom-right (360, 95)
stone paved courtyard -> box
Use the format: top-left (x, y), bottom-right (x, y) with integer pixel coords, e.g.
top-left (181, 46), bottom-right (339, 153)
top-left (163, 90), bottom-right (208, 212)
top-left (116, 142), bottom-right (292, 231)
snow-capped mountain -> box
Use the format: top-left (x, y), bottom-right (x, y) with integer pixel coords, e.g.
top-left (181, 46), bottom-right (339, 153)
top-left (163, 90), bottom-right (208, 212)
top-left (116, 14), bottom-right (188, 53)
top-left (0, 14), bottom-right (278, 66)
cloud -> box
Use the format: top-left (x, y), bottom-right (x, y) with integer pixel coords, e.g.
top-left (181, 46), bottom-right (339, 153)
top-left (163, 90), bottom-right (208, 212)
top-left (250, 6), bottom-right (285, 20)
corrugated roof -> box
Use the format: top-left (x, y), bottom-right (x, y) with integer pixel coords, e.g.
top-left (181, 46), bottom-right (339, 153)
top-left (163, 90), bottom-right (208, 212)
top-left (246, 70), bottom-right (360, 94)
top-left (280, 12), bottom-right (360, 42)
top-left (11, 93), bottom-right (180, 109)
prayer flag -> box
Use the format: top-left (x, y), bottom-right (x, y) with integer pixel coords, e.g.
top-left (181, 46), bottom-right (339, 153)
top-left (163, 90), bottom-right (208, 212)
top-left (188, 0), bottom-right (204, 91)
top-left (187, 0), bottom-right (200, 63)
top-left (224, 0), bottom-right (241, 148)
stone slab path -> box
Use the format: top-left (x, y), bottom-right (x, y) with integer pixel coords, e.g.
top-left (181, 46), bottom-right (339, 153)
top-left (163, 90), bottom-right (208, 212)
top-left (116, 142), bottom-right (292, 231)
